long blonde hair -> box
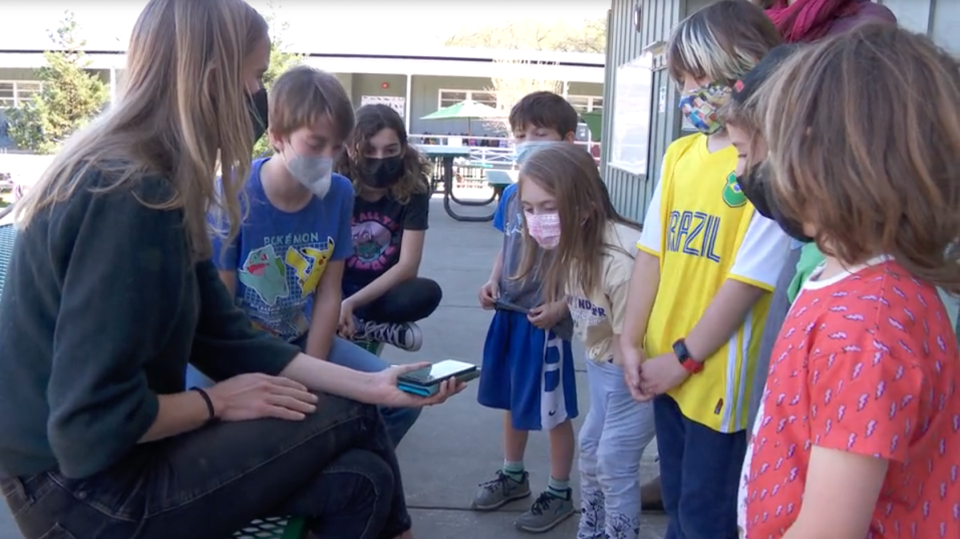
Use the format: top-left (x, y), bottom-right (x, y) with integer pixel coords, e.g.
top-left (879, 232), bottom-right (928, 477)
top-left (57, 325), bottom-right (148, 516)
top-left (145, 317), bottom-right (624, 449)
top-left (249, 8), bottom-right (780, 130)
top-left (15, 0), bottom-right (268, 261)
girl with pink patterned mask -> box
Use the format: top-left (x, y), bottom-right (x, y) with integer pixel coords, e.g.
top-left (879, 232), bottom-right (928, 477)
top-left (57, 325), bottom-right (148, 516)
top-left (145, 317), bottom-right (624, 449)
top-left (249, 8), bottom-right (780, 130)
top-left (513, 142), bottom-right (656, 539)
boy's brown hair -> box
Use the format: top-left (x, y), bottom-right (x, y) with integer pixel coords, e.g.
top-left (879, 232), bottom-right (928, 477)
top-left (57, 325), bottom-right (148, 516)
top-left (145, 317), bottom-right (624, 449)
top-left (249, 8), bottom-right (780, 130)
top-left (268, 66), bottom-right (355, 146)
top-left (667, 0), bottom-right (782, 87)
top-left (754, 24), bottom-right (960, 291)
top-left (718, 43), bottom-right (802, 169)
top-left (508, 91), bottom-right (579, 139)
top-left (720, 44), bottom-right (801, 131)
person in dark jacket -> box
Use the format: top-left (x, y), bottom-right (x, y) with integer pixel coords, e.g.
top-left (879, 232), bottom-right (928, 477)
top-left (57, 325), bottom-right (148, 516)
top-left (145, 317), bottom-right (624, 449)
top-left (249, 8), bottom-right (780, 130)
top-left (0, 1), bottom-right (461, 538)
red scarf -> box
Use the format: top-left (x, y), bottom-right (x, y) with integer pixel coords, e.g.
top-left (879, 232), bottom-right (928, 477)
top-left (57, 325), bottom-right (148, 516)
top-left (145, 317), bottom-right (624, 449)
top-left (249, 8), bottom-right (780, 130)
top-left (766, 0), bottom-right (861, 43)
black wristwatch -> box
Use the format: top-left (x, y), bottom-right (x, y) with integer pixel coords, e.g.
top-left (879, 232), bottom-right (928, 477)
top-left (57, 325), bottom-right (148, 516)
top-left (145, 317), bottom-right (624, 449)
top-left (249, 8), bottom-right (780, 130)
top-left (673, 338), bottom-right (704, 374)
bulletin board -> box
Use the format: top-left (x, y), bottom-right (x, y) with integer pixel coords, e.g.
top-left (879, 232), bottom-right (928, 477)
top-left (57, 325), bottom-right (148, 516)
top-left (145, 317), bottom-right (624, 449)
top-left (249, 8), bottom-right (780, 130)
top-left (608, 53), bottom-right (654, 176)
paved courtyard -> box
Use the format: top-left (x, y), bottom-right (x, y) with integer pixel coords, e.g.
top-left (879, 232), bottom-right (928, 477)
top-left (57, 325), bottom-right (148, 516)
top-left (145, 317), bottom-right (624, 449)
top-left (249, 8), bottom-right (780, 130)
top-left (0, 195), bottom-right (667, 539)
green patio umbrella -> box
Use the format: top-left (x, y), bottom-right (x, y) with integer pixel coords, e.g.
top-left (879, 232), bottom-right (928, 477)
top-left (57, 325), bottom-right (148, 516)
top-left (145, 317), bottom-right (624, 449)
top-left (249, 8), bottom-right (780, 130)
top-left (420, 99), bottom-right (506, 135)
top-left (581, 110), bottom-right (602, 142)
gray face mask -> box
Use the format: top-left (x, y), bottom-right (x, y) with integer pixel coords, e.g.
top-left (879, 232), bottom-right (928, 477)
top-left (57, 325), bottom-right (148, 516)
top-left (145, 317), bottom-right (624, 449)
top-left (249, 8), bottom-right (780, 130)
top-left (282, 148), bottom-right (333, 198)
top-left (513, 141), bottom-right (555, 165)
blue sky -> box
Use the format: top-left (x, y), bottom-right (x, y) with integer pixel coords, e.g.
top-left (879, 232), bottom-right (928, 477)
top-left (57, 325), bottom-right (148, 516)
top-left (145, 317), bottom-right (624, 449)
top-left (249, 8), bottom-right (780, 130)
top-left (4, 1), bottom-right (610, 53)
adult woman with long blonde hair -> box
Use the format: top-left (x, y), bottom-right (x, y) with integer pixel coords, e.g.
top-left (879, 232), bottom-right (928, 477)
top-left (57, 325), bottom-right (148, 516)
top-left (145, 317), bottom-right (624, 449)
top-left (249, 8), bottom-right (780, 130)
top-left (0, 1), bottom-right (458, 538)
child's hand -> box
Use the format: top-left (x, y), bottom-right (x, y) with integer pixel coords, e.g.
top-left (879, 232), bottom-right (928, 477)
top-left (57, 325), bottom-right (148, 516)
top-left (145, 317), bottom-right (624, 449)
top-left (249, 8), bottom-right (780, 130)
top-left (338, 300), bottom-right (357, 338)
top-left (640, 352), bottom-right (690, 395)
top-left (621, 345), bottom-right (653, 402)
top-left (479, 280), bottom-right (499, 310)
top-left (527, 300), bottom-right (566, 329)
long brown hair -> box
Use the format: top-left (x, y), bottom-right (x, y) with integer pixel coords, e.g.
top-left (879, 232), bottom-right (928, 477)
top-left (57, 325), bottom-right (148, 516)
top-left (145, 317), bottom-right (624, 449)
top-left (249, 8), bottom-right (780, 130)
top-left (513, 143), bottom-right (641, 302)
top-left (754, 24), bottom-right (960, 292)
top-left (14, 0), bottom-right (268, 261)
top-left (336, 104), bottom-right (429, 204)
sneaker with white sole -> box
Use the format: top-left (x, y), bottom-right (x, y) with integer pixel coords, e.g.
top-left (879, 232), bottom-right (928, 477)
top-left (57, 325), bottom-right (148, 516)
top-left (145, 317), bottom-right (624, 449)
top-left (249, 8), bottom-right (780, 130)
top-left (471, 470), bottom-right (531, 511)
top-left (354, 319), bottom-right (423, 352)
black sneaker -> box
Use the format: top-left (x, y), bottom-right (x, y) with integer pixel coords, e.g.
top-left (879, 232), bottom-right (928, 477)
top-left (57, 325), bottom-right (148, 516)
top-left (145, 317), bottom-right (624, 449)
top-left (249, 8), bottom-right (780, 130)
top-left (353, 319), bottom-right (423, 352)
top-left (514, 490), bottom-right (575, 533)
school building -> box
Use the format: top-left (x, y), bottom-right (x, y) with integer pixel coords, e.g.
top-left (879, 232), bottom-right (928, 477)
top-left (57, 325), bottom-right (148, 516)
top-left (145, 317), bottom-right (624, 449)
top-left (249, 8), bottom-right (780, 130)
top-left (599, 0), bottom-right (960, 221)
top-left (0, 47), bottom-right (604, 168)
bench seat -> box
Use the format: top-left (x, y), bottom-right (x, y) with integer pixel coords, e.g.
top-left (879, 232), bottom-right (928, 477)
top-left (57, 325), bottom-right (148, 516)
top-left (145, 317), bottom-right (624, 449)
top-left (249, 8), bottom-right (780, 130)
top-left (232, 517), bottom-right (305, 539)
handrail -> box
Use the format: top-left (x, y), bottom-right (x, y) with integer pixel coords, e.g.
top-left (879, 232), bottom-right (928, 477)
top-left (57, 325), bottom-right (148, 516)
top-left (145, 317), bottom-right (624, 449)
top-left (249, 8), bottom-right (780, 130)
top-left (414, 139), bottom-right (601, 168)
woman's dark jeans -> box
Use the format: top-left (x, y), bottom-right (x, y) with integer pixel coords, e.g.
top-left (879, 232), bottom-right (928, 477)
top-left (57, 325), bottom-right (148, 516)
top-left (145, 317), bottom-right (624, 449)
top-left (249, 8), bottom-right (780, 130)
top-left (347, 277), bottom-right (442, 324)
top-left (0, 393), bottom-right (411, 539)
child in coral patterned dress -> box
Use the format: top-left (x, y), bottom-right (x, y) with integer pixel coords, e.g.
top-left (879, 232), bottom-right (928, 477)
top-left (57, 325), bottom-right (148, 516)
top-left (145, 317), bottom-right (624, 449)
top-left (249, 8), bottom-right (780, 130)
top-left (737, 24), bottom-right (960, 539)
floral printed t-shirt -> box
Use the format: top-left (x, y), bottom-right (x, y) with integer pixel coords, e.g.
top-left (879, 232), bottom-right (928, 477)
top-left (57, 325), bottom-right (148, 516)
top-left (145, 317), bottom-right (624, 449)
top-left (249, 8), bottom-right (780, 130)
top-left (739, 259), bottom-right (960, 538)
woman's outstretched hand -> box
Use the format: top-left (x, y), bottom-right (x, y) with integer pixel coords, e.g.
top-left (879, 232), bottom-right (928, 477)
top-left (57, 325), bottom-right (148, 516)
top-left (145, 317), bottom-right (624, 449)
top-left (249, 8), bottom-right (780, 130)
top-left (206, 373), bottom-right (319, 421)
top-left (370, 363), bottom-right (467, 408)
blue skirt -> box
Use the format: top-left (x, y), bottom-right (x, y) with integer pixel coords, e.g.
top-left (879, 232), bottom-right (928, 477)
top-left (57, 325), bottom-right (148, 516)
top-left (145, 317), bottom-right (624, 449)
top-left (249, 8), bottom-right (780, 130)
top-left (478, 310), bottom-right (578, 431)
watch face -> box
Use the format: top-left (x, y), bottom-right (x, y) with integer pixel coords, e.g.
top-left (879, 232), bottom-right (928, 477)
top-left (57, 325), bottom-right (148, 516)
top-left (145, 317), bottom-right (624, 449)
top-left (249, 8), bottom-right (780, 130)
top-left (673, 339), bottom-right (690, 362)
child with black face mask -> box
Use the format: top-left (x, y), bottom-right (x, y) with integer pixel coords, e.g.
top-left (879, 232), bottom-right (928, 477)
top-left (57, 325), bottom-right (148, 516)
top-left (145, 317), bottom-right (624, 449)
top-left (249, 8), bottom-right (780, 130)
top-left (738, 25), bottom-right (960, 538)
top-left (722, 43), bottom-right (960, 431)
top-left (334, 104), bottom-right (442, 353)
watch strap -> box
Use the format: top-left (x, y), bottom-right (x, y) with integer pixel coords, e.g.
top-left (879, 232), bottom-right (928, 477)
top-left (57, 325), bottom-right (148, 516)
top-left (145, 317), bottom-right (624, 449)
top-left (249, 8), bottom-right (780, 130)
top-left (673, 338), bottom-right (704, 374)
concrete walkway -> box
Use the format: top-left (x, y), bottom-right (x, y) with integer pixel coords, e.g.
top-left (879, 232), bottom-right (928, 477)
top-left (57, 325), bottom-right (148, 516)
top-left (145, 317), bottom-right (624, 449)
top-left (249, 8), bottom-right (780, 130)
top-left (389, 197), bottom-right (666, 539)
top-left (0, 196), bottom-right (667, 539)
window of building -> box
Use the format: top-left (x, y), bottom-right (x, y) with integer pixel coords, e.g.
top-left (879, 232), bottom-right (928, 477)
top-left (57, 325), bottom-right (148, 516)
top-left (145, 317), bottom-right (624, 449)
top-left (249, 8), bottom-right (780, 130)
top-left (0, 80), bottom-right (43, 108)
top-left (0, 83), bottom-right (14, 108)
top-left (471, 91), bottom-right (497, 108)
top-left (438, 89), bottom-right (498, 109)
top-left (568, 95), bottom-right (603, 113)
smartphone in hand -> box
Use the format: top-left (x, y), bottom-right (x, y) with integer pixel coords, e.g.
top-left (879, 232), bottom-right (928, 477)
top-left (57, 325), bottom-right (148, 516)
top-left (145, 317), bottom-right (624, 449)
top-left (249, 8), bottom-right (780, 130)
top-left (397, 360), bottom-right (480, 397)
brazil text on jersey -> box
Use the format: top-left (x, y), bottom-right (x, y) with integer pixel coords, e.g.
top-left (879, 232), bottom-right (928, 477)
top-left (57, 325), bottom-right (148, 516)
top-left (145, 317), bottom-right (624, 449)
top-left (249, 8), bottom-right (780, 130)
top-left (666, 210), bottom-right (722, 262)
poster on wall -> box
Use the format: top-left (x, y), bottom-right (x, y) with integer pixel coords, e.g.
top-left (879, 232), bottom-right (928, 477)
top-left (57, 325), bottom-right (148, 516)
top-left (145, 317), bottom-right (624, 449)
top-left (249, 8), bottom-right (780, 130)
top-left (360, 95), bottom-right (406, 118)
top-left (609, 53), bottom-right (653, 176)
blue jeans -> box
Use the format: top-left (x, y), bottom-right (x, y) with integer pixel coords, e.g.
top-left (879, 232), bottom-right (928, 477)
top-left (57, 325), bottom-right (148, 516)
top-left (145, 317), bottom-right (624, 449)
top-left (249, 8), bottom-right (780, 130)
top-left (186, 336), bottom-right (421, 447)
top-left (653, 394), bottom-right (746, 539)
top-left (2, 394), bottom-right (410, 539)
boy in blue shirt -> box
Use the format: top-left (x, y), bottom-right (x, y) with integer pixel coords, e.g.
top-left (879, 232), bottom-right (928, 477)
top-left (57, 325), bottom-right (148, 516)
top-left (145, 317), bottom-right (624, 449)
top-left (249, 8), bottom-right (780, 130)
top-left (472, 91), bottom-right (579, 533)
top-left (200, 66), bottom-right (420, 446)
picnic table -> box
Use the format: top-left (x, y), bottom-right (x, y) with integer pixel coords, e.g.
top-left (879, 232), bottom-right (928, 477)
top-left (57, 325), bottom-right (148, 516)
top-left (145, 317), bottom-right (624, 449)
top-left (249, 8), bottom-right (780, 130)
top-left (419, 146), bottom-right (515, 223)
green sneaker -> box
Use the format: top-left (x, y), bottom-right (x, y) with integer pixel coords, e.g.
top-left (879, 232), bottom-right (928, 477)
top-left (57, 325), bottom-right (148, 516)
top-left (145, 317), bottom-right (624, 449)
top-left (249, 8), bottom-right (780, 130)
top-left (514, 490), bottom-right (575, 534)
top-left (471, 470), bottom-right (531, 511)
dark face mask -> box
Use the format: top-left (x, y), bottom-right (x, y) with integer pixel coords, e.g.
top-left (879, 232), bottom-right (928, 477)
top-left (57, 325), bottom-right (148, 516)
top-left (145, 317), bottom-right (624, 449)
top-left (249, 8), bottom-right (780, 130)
top-left (360, 155), bottom-right (404, 189)
top-left (247, 88), bottom-right (269, 144)
top-left (737, 164), bottom-right (812, 243)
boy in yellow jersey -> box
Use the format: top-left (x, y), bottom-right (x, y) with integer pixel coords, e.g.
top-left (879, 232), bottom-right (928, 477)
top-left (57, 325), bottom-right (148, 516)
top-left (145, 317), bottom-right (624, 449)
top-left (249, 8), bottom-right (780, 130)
top-left (618, 2), bottom-right (790, 538)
